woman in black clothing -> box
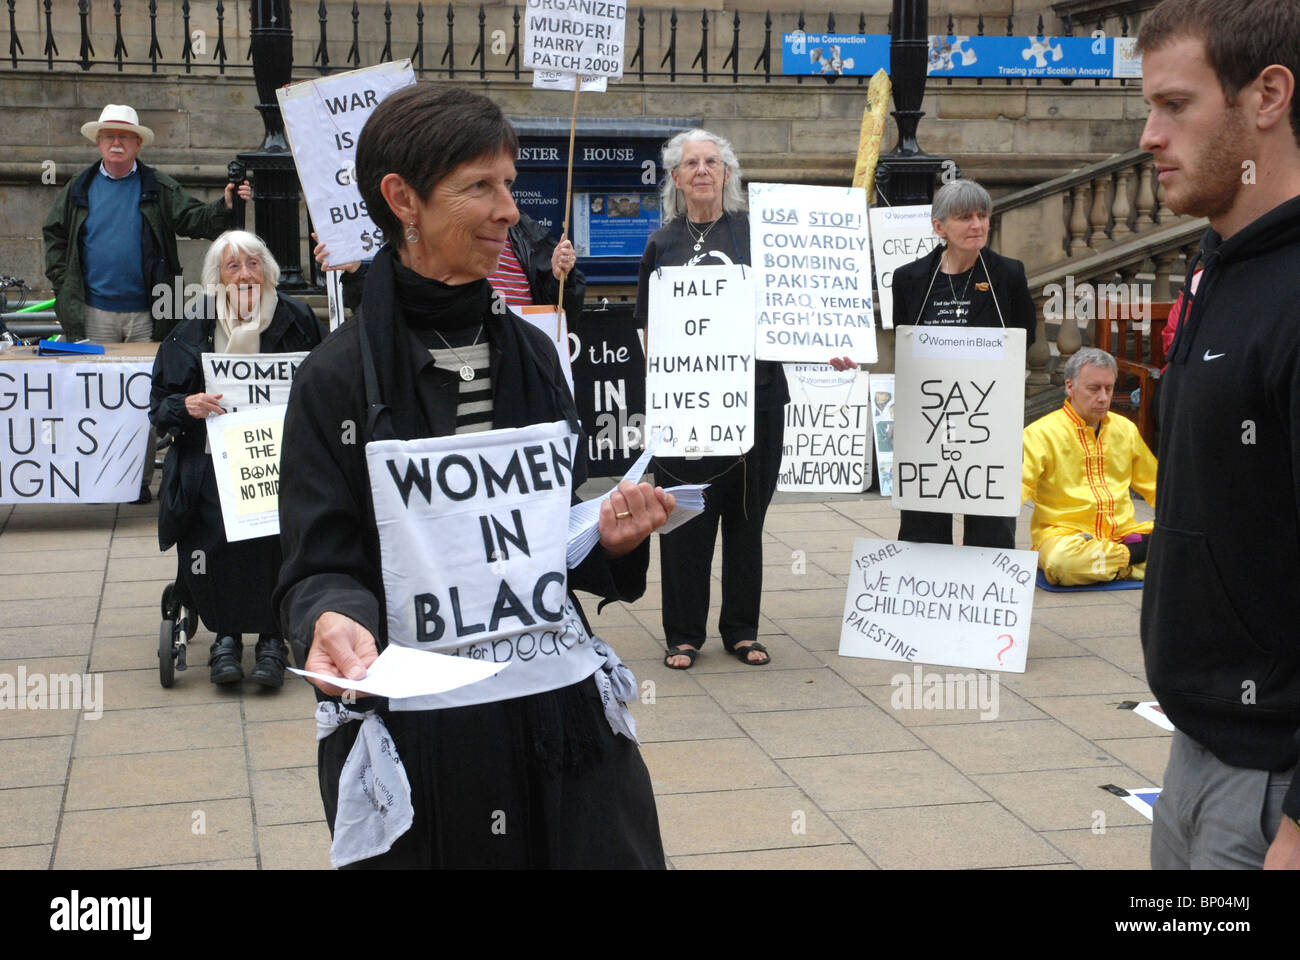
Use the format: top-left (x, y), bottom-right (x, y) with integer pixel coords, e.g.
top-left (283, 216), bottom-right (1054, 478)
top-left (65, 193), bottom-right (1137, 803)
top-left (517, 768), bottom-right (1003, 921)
top-left (634, 129), bottom-right (789, 669)
top-left (889, 178), bottom-right (1036, 549)
top-left (275, 85), bottom-right (674, 868)
top-left (150, 230), bottom-right (322, 687)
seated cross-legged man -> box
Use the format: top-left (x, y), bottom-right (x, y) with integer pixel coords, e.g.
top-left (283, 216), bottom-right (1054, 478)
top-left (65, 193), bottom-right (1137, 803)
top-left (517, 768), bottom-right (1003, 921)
top-left (1021, 347), bottom-right (1157, 585)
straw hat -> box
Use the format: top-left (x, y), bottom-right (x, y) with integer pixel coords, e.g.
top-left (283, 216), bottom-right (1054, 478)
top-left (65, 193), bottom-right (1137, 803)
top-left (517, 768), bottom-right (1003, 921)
top-left (80, 104), bottom-right (155, 147)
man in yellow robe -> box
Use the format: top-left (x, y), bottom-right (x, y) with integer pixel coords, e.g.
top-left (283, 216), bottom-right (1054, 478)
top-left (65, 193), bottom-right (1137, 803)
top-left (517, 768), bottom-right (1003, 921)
top-left (1022, 347), bottom-right (1157, 585)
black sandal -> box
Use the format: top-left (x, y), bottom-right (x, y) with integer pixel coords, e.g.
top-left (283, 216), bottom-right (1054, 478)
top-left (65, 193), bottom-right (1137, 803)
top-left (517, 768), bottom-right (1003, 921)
top-left (664, 645), bottom-right (699, 670)
top-left (732, 641), bottom-right (770, 666)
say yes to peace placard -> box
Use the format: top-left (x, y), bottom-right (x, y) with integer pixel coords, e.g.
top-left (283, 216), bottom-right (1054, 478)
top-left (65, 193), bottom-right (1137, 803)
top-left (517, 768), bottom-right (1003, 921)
top-left (748, 181), bottom-right (878, 364)
top-left (523, 0), bottom-right (627, 79)
top-left (203, 352), bottom-right (308, 414)
top-left (891, 325), bottom-right (1026, 517)
top-left (646, 265), bottom-right (755, 457)
top-left (839, 538), bottom-right (1036, 673)
top-left (277, 61), bottom-right (416, 265)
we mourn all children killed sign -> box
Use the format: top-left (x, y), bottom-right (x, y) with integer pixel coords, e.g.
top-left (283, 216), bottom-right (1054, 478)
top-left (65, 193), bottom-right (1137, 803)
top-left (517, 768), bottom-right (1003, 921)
top-left (278, 61), bottom-right (416, 265)
top-left (207, 406), bottom-right (287, 542)
top-left (891, 326), bottom-right (1026, 516)
top-left (203, 352), bottom-right (308, 414)
top-left (0, 360), bottom-right (150, 503)
top-left (522, 0), bottom-right (627, 79)
top-left (748, 181), bottom-right (878, 364)
top-left (839, 538), bottom-right (1036, 673)
top-left (646, 265), bottom-right (754, 457)
top-left (365, 421), bottom-right (613, 710)
top-left (777, 364), bottom-right (871, 492)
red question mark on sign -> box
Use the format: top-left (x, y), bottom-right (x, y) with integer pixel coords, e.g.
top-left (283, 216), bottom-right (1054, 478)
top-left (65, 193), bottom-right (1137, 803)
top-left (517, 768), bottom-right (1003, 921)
top-left (996, 634), bottom-right (1014, 665)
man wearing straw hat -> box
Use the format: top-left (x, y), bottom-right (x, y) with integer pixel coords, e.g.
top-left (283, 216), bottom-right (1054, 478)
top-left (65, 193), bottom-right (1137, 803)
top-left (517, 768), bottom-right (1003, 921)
top-left (42, 103), bottom-right (250, 502)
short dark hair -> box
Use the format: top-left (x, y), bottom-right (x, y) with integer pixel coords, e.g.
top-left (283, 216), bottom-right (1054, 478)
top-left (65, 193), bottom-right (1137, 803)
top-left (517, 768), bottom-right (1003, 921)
top-left (356, 84), bottom-right (519, 245)
top-left (1137, 0), bottom-right (1300, 146)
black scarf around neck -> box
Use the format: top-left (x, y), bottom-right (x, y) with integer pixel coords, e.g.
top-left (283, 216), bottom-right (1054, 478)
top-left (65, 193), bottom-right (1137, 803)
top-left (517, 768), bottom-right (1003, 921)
top-left (358, 245), bottom-right (580, 445)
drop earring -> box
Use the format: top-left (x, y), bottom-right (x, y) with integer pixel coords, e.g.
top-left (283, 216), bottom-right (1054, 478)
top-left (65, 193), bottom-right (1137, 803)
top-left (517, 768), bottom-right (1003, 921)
top-left (405, 221), bottom-right (420, 244)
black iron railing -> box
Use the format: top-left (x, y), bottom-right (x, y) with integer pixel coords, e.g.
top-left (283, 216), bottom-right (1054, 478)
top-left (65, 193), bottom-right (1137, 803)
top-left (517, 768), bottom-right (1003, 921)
top-left (5, 1), bottom-right (1134, 86)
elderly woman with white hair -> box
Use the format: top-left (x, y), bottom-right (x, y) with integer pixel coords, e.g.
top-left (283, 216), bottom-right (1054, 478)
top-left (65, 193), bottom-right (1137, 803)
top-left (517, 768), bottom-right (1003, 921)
top-left (150, 230), bottom-right (322, 686)
top-left (890, 177), bottom-right (1036, 548)
top-left (634, 128), bottom-right (789, 669)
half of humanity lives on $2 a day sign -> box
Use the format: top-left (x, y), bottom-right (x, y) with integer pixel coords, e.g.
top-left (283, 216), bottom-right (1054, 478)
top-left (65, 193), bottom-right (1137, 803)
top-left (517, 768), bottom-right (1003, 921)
top-left (748, 182), bottom-right (878, 365)
top-left (277, 61), bottom-right (417, 265)
top-left (523, 0), bottom-right (627, 78)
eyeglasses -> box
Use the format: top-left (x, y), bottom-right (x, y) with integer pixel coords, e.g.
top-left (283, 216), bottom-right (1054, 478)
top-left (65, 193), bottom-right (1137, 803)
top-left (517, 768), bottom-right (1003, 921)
top-left (679, 157), bottom-right (724, 172)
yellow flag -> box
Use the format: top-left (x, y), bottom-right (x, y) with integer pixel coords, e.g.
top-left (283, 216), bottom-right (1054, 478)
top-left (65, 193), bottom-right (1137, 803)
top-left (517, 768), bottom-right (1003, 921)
top-left (851, 69), bottom-right (892, 199)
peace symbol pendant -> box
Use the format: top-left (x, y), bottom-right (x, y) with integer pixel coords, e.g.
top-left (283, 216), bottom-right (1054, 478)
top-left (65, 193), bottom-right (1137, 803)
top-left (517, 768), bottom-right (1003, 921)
top-left (459, 365), bottom-right (475, 382)
top-left (693, 242), bottom-right (702, 252)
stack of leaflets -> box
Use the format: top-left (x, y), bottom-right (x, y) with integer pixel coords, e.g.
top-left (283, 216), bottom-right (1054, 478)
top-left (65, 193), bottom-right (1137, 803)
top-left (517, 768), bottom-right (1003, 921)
top-left (566, 439), bottom-right (709, 568)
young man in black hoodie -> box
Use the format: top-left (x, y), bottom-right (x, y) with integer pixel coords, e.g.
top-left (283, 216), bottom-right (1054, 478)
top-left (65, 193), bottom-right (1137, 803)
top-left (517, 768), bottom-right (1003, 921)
top-left (1138, 0), bottom-right (1300, 869)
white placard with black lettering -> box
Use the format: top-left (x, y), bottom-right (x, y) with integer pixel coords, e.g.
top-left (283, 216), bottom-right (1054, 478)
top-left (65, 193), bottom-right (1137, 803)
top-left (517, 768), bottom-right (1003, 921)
top-left (748, 181), bottom-right (877, 364)
top-left (366, 420), bottom-right (610, 711)
top-left (840, 538), bottom-right (1035, 673)
top-left (207, 404), bottom-right (287, 542)
top-left (0, 360), bottom-right (151, 503)
top-left (325, 269), bottom-right (346, 332)
top-left (869, 205), bottom-right (940, 330)
top-left (277, 61), bottom-right (416, 265)
top-left (777, 364), bottom-right (871, 492)
top-left (515, 306), bottom-right (574, 399)
top-left (870, 373), bottom-right (896, 495)
top-left (646, 265), bottom-right (755, 457)
top-left (532, 70), bottom-right (608, 92)
top-left (202, 352), bottom-right (308, 414)
top-left (523, 0), bottom-right (627, 78)
top-left (892, 326), bottom-right (1026, 517)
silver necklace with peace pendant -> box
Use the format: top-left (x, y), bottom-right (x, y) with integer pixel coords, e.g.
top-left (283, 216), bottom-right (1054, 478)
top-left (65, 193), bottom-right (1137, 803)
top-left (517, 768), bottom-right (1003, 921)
top-left (688, 215), bottom-right (722, 253)
top-left (432, 324), bottom-right (484, 381)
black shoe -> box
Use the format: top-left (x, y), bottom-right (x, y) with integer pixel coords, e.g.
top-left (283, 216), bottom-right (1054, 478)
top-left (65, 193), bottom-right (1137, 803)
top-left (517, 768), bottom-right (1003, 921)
top-left (249, 635), bottom-right (288, 689)
top-left (208, 635), bottom-right (243, 684)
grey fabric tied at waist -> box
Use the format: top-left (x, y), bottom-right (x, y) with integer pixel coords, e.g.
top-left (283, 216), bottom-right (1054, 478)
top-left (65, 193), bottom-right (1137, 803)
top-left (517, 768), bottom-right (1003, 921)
top-left (591, 637), bottom-right (638, 743)
top-left (315, 701), bottom-right (414, 869)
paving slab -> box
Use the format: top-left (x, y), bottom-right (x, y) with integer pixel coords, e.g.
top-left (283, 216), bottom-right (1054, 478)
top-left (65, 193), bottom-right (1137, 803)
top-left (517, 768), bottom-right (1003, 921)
top-left (655, 786), bottom-right (848, 857)
top-left (672, 843), bottom-right (876, 869)
top-left (913, 718), bottom-right (1123, 775)
top-left (250, 767), bottom-right (323, 827)
top-left (64, 746), bottom-right (249, 811)
top-left (695, 667), bottom-right (869, 713)
top-left (735, 704), bottom-right (923, 758)
top-left (641, 737), bottom-right (793, 794)
top-left (54, 797), bottom-right (256, 869)
top-left (628, 694), bottom-right (742, 743)
top-left (0, 785), bottom-right (64, 846)
top-left (780, 749), bottom-right (988, 811)
top-left (74, 701), bottom-right (243, 757)
top-left (258, 821), bottom-right (333, 870)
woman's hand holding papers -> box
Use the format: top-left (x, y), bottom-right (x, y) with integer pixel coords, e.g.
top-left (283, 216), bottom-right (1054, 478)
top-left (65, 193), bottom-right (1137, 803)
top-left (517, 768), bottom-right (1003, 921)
top-left (305, 611), bottom-right (380, 697)
top-left (598, 480), bottom-right (675, 558)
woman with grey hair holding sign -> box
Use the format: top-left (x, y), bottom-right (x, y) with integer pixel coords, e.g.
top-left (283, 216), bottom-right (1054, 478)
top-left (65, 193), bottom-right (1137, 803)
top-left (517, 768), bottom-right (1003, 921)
top-left (888, 177), bottom-right (1036, 548)
top-left (634, 128), bottom-right (789, 669)
top-left (151, 230), bottom-right (322, 687)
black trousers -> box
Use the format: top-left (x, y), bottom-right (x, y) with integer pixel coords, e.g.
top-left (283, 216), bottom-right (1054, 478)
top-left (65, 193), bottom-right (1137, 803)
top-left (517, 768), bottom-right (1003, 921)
top-left (658, 407), bottom-right (784, 651)
top-left (897, 509), bottom-right (1016, 549)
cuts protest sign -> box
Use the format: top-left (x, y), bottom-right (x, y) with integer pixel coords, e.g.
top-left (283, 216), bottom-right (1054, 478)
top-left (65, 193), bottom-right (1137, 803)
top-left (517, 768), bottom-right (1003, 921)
top-left (207, 405), bottom-right (287, 542)
top-left (891, 326), bottom-right (1026, 516)
top-left (277, 61), bottom-right (416, 265)
top-left (569, 307), bottom-right (645, 476)
top-left (870, 373), bottom-right (896, 495)
top-left (0, 360), bottom-right (151, 503)
top-left (839, 538), bottom-right (1036, 673)
top-left (646, 264), bottom-right (755, 457)
top-left (748, 182), bottom-right (877, 364)
top-left (366, 420), bottom-right (613, 711)
top-left (202, 352), bottom-right (308, 414)
top-left (522, 0), bottom-right (627, 78)
top-left (869, 205), bottom-right (940, 329)
top-left (777, 364), bottom-right (871, 492)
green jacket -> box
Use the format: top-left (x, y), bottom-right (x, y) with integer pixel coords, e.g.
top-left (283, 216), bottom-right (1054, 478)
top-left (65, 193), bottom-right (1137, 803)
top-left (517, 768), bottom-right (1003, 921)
top-left (42, 161), bottom-right (232, 341)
